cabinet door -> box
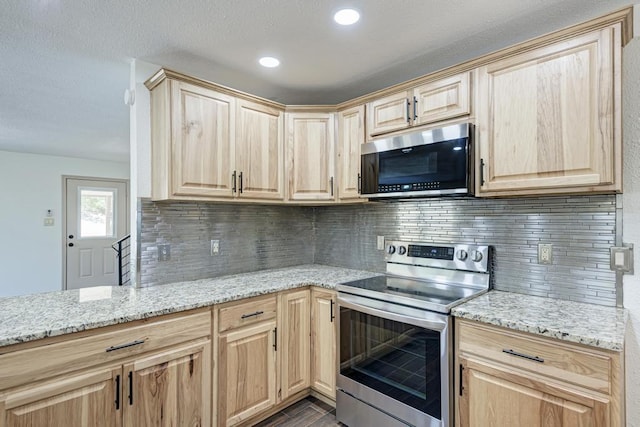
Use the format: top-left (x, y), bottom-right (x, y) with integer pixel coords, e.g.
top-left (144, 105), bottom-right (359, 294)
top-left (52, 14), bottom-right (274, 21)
top-left (171, 81), bottom-right (235, 198)
top-left (219, 321), bottom-right (277, 426)
top-left (413, 72), bottom-right (471, 126)
top-left (1, 366), bottom-right (121, 427)
top-left (123, 339), bottom-right (211, 427)
top-left (458, 357), bottom-right (610, 427)
top-left (477, 26), bottom-right (621, 196)
top-left (310, 289), bottom-right (337, 399)
top-left (236, 99), bottom-right (285, 200)
top-left (286, 112), bottom-right (336, 201)
top-left (279, 290), bottom-right (311, 400)
top-left (367, 90), bottom-right (411, 137)
top-left (337, 106), bottom-right (365, 201)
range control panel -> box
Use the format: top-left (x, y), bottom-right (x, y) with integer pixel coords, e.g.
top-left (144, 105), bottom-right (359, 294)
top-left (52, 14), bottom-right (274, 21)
top-left (385, 240), bottom-right (490, 273)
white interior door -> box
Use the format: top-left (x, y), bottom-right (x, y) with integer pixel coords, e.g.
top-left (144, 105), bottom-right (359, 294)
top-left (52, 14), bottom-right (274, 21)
top-left (65, 178), bottom-right (128, 290)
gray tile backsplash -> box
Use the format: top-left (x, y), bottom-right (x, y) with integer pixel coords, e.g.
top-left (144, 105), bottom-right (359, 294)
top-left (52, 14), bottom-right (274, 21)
top-left (139, 201), bottom-right (314, 287)
top-left (314, 195), bottom-right (617, 306)
top-left (140, 194), bottom-right (617, 306)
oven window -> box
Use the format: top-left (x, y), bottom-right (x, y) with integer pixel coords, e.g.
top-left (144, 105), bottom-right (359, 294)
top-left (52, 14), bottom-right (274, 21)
top-left (340, 307), bottom-right (441, 419)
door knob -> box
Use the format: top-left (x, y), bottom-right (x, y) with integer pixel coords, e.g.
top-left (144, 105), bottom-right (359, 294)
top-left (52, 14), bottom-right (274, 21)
top-left (68, 243), bottom-right (74, 247)
top-left (68, 235), bottom-right (74, 239)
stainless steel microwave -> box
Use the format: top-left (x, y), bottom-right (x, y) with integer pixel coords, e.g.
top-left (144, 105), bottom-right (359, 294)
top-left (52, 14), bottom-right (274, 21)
top-left (360, 123), bottom-right (474, 198)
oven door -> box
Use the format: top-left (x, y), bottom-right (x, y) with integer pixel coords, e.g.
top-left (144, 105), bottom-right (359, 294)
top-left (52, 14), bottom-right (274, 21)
top-left (337, 293), bottom-right (452, 427)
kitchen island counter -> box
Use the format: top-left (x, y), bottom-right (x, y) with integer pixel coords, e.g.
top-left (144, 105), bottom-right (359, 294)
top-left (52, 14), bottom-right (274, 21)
top-left (0, 264), bottom-right (381, 348)
top-left (452, 290), bottom-right (627, 351)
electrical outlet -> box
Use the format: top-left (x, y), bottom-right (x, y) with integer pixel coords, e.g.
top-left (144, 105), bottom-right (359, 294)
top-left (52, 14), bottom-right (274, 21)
top-left (538, 243), bottom-right (553, 265)
top-left (210, 240), bottom-right (220, 256)
top-left (158, 244), bottom-right (171, 261)
top-left (377, 236), bottom-right (385, 251)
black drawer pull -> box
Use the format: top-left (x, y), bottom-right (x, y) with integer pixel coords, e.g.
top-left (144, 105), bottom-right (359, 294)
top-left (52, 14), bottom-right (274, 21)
top-left (241, 310), bottom-right (264, 319)
top-left (502, 349), bottom-right (544, 363)
top-left (106, 339), bottom-right (145, 353)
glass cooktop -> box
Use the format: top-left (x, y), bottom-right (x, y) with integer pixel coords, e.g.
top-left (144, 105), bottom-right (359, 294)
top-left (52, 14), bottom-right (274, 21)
top-left (337, 275), bottom-right (486, 314)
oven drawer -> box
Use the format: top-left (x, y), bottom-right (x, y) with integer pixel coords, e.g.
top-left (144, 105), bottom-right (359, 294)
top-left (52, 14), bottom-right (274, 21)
top-left (218, 295), bottom-right (277, 332)
top-left (456, 319), bottom-right (611, 393)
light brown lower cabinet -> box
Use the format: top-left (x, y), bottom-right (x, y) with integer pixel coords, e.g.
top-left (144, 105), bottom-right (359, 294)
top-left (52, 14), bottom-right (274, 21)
top-left (310, 288), bottom-right (337, 399)
top-left (279, 289), bottom-right (311, 400)
top-left (455, 319), bottom-right (624, 427)
top-left (0, 310), bottom-right (212, 427)
top-left (218, 319), bottom-right (278, 426)
top-left (1, 366), bottom-right (122, 427)
top-left (217, 290), bottom-right (312, 427)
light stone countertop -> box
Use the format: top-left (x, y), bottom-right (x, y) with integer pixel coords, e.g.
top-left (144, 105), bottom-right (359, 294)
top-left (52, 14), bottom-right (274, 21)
top-left (0, 264), bottom-right (382, 348)
top-left (451, 290), bottom-right (628, 351)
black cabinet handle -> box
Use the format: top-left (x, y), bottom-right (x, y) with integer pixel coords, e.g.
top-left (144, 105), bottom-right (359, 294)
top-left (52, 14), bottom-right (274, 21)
top-left (502, 349), bottom-right (544, 363)
top-left (357, 173), bottom-right (361, 194)
top-left (459, 364), bottom-right (464, 396)
top-left (232, 170), bottom-right (237, 193)
top-left (68, 243), bottom-right (74, 247)
top-left (413, 96), bottom-right (418, 120)
top-left (406, 99), bottom-right (411, 123)
top-left (330, 299), bottom-right (335, 322)
top-left (106, 339), bottom-right (145, 353)
top-left (239, 172), bottom-right (243, 193)
top-left (273, 327), bottom-right (277, 351)
top-left (68, 235), bottom-right (74, 239)
top-left (115, 374), bottom-right (121, 410)
top-left (330, 177), bottom-right (334, 197)
top-left (127, 371), bottom-right (133, 405)
top-left (240, 310), bottom-right (264, 319)
top-left (480, 158), bottom-right (486, 186)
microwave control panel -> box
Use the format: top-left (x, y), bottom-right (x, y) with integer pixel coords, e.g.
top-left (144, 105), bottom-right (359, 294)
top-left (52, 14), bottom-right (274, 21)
top-left (378, 182), bottom-right (441, 193)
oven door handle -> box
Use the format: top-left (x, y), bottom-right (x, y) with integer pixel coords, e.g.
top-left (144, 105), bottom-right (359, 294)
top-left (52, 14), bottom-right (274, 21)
top-left (338, 294), bottom-right (449, 332)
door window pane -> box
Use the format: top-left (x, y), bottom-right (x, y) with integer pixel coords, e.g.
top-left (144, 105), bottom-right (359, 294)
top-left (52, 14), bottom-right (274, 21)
top-left (79, 188), bottom-right (116, 238)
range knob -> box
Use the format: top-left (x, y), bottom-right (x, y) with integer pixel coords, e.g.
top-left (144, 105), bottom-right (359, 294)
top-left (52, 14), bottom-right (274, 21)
top-left (397, 246), bottom-right (407, 255)
top-left (471, 250), bottom-right (483, 262)
top-left (456, 249), bottom-right (468, 261)
top-left (387, 245), bottom-right (396, 255)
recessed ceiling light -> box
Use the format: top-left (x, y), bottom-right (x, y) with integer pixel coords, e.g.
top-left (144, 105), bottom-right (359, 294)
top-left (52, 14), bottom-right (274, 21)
top-left (334, 8), bottom-right (360, 26)
top-left (259, 56), bottom-right (280, 68)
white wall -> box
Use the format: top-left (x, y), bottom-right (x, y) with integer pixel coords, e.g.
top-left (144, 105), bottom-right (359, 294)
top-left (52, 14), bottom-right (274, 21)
top-left (0, 151), bottom-right (129, 297)
top-left (623, 32), bottom-right (640, 425)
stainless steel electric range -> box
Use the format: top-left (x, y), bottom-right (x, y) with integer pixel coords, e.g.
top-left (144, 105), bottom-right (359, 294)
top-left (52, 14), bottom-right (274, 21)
top-left (336, 240), bottom-right (491, 427)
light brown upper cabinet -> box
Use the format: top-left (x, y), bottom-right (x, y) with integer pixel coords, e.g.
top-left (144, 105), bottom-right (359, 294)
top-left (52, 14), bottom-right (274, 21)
top-left (337, 105), bottom-right (365, 202)
top-left (366, 72), bottom-right (471, 139)
top-left (236, 99), bottom-right (285, 200)
top-left (152, 79), bottom-right (235, 199)
top-left (286, 112), bottom-right (336, 201)
top-left (147, 70), bottom-right (285, 202)
top-left (476, 25), bottom-right (622, 197)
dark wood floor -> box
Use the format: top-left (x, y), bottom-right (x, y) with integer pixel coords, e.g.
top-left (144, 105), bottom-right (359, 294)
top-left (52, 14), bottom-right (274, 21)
top-left (254, 396), bottom-right (343, 427)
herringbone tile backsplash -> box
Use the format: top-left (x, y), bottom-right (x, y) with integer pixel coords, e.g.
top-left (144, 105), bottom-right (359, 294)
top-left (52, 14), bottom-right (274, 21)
top-left (140, 195), bottom-right (617, 306)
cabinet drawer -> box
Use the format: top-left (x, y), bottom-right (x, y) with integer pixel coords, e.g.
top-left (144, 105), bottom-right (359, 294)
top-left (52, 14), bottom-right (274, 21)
top-left (0, 310), bottom-right (211, 391)
top-left (219, 295), bottom-right (277, 333)
top-left (457, 319), bottom-right (611, 393)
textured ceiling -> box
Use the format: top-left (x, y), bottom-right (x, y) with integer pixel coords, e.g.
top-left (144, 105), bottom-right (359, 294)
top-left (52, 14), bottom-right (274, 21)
top-left (0, 0), bottom-right (631, 162)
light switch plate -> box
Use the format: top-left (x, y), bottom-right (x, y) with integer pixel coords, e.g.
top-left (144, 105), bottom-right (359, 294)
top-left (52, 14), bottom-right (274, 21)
top-left (377, 236), bottom-right (385, 251)
top-left (610, 244), bottom-right (634, 274)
